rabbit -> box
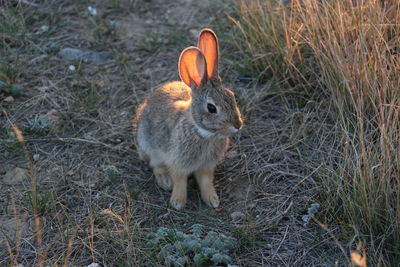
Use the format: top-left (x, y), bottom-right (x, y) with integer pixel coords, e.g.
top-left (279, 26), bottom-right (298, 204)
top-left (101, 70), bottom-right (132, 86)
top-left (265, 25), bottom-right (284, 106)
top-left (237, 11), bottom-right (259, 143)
top-left (134, 28), bottom-right (242, 210)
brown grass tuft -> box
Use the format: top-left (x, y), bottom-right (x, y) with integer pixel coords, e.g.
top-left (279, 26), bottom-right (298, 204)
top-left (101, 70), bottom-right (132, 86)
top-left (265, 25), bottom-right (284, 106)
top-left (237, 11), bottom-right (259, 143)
top-left (234, 0), bottom-right (400, 264)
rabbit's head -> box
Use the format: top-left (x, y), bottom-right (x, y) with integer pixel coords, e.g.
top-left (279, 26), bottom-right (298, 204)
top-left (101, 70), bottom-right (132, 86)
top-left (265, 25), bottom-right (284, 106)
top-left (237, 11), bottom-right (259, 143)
top-left (178, 29), bottom-right (242, 138)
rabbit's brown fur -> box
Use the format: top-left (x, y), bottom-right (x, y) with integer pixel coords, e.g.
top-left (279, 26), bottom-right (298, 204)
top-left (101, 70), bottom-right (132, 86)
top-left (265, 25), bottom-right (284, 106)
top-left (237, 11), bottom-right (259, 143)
top-left (135, 29), bottom-right (242, 209)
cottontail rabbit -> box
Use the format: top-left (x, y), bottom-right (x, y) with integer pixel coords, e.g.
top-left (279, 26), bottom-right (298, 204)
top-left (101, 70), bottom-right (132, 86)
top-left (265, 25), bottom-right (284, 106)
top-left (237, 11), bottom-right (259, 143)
top-left (135, 28), bottom-right (242, 210)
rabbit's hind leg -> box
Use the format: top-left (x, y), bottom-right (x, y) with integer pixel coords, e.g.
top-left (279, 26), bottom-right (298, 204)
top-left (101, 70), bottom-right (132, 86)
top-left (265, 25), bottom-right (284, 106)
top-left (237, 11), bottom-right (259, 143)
top-left (153, 165), bottom-right (172, 191)
top-left (194, 168), bottom-right (220, 208)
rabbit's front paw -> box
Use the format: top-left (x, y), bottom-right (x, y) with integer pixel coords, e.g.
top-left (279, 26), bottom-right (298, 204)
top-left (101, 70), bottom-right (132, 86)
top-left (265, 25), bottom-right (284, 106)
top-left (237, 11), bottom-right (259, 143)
top-left (170, 188), bottom-right (187, 210)
top-left (169, 172), bottom-right (187, 210)
top-left (202, 189), bottom-right (220, 208)
top-left (155, 174), bottom-right (172, 191)
top-left (154, 165), bottom-right (172, 191)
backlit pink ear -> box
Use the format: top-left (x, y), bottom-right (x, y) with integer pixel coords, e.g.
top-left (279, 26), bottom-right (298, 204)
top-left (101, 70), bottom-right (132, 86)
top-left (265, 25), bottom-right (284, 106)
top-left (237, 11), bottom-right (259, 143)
top-left (178, 47), bottom-right (207, 88)
top-left (197, 28), bottom-right (219, 79)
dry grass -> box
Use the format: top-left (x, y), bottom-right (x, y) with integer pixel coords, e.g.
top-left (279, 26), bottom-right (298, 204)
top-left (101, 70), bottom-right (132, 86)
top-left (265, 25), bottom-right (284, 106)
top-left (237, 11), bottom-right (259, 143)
top-left (234, 0), bottom-right (400, 264)
top-left (7, 117), bottom-right (45, 266)
top-left (0, 0), bottom-right (351, 266)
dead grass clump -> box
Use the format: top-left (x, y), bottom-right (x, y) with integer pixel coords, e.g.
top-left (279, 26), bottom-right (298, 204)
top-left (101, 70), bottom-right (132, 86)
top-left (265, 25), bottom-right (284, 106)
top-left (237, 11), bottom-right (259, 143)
top-left (234, 0), bottom-right (400, 264)
top-left (231, 0), bottom-right (313, 87)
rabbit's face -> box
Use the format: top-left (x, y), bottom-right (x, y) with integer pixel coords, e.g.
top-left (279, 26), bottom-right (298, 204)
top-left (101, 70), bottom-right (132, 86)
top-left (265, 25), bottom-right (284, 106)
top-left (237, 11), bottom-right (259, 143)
top-left (192, 84), bottom-right (242, 138)
top-left (178, 29), bottom-right (243, 138)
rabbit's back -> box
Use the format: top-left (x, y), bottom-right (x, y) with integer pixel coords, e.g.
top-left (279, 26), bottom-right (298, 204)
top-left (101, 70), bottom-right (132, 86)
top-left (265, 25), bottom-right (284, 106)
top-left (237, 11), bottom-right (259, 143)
top-left (135, 81), bottom-right (192, 162)
top-left (148, 81), bottom-right (191, 103)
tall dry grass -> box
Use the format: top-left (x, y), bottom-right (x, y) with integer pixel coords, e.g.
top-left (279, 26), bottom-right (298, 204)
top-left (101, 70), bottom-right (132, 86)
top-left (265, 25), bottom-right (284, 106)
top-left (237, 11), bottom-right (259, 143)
top-left (6, 115), bottom-right (46, 266)
top-left (233, 0), bottom-right (400, 264)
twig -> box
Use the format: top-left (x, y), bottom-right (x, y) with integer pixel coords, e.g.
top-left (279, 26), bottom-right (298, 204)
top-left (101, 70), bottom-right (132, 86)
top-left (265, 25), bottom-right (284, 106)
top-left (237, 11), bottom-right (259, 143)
top-left (272, 225), bottom-right (289, 260)
top-left (313, 217), bottom-right (350, 263)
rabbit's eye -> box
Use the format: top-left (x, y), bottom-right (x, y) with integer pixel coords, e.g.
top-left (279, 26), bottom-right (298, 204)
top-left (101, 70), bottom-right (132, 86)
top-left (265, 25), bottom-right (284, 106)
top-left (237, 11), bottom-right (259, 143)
top-left (207, 103), bottom-right (217, 113)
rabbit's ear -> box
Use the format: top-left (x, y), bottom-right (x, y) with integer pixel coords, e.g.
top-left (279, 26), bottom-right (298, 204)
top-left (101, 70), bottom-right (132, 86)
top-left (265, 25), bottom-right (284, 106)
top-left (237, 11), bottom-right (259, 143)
top-left (197, 28), bottom-right (219, 79)
top-left (179, 47), bottom-right (207, 89)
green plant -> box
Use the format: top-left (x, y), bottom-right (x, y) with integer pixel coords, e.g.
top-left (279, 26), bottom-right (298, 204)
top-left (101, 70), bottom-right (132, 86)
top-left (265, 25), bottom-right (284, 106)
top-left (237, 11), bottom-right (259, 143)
top-left (0, 7), bottom-right (27, 48)
top-left (34, 189), bottom-right (58, 215)
top-left (146, 225), bottom-right (237, 266)
top-left (231, 220), bottom-right (259, 247)
top-left (0, 80), bottom-right (22, 96)
top-left (0, 128), bottom-right (21, 152)
top-left (0, 59), bottom-right (24, 96)
top-left (97, 165), bottom-right (120, 188)
top-left (25, 115), bottom-right (51, 135)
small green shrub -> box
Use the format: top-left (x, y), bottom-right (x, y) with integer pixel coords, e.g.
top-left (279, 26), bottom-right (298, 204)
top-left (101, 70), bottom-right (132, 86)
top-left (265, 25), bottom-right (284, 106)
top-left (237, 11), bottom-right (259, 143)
top-left (97, 165), bottom-right (120, 188)
top-left (0, 7), bottom-right (27, 48)
top-left (0, 81), bottom-right (22, 96)
top-left (146, 224), bottom-right (237, 267)
top-left (26, 115), bottom-right (51, 135)
top-left (0, 60), bottom-right (23, 96)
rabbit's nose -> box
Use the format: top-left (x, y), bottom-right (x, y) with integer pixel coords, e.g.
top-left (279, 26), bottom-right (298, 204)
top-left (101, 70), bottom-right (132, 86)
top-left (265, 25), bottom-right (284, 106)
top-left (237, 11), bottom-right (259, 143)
top-left (233, 117), bottom-right (243, 130)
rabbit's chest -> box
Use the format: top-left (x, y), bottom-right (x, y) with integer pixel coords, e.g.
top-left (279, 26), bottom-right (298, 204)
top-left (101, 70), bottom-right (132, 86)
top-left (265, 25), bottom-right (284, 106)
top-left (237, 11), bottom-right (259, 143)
top-left (168, 117), bottom-right (229, 172)
top-left (175, 135), bottom-right (228, 171)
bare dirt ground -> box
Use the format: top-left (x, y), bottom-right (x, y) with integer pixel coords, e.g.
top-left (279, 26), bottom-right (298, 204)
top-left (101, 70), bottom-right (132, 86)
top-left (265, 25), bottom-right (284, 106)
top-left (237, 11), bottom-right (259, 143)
top-left (1, 0), bottom-right (342, 265)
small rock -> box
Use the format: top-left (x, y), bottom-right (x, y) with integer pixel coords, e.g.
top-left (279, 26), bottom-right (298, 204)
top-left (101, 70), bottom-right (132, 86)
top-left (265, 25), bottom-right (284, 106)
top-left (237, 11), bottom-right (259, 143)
top-left (230, 211), bottom-right (246, 222)
top-left (59, 48), bottom-right (111, 64)
top-left (4, 96), bottom-right (14, 103)
top-left (87, 6), bottom-right (97, 16)
top-left (39, 25), bottom-right (49, 33)
top-left (3, 167), bottom-right (28, 185)
top-left (68, 65), bottom-right (76, 71)
top-left (33, 154), bottom-right (40, 161)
